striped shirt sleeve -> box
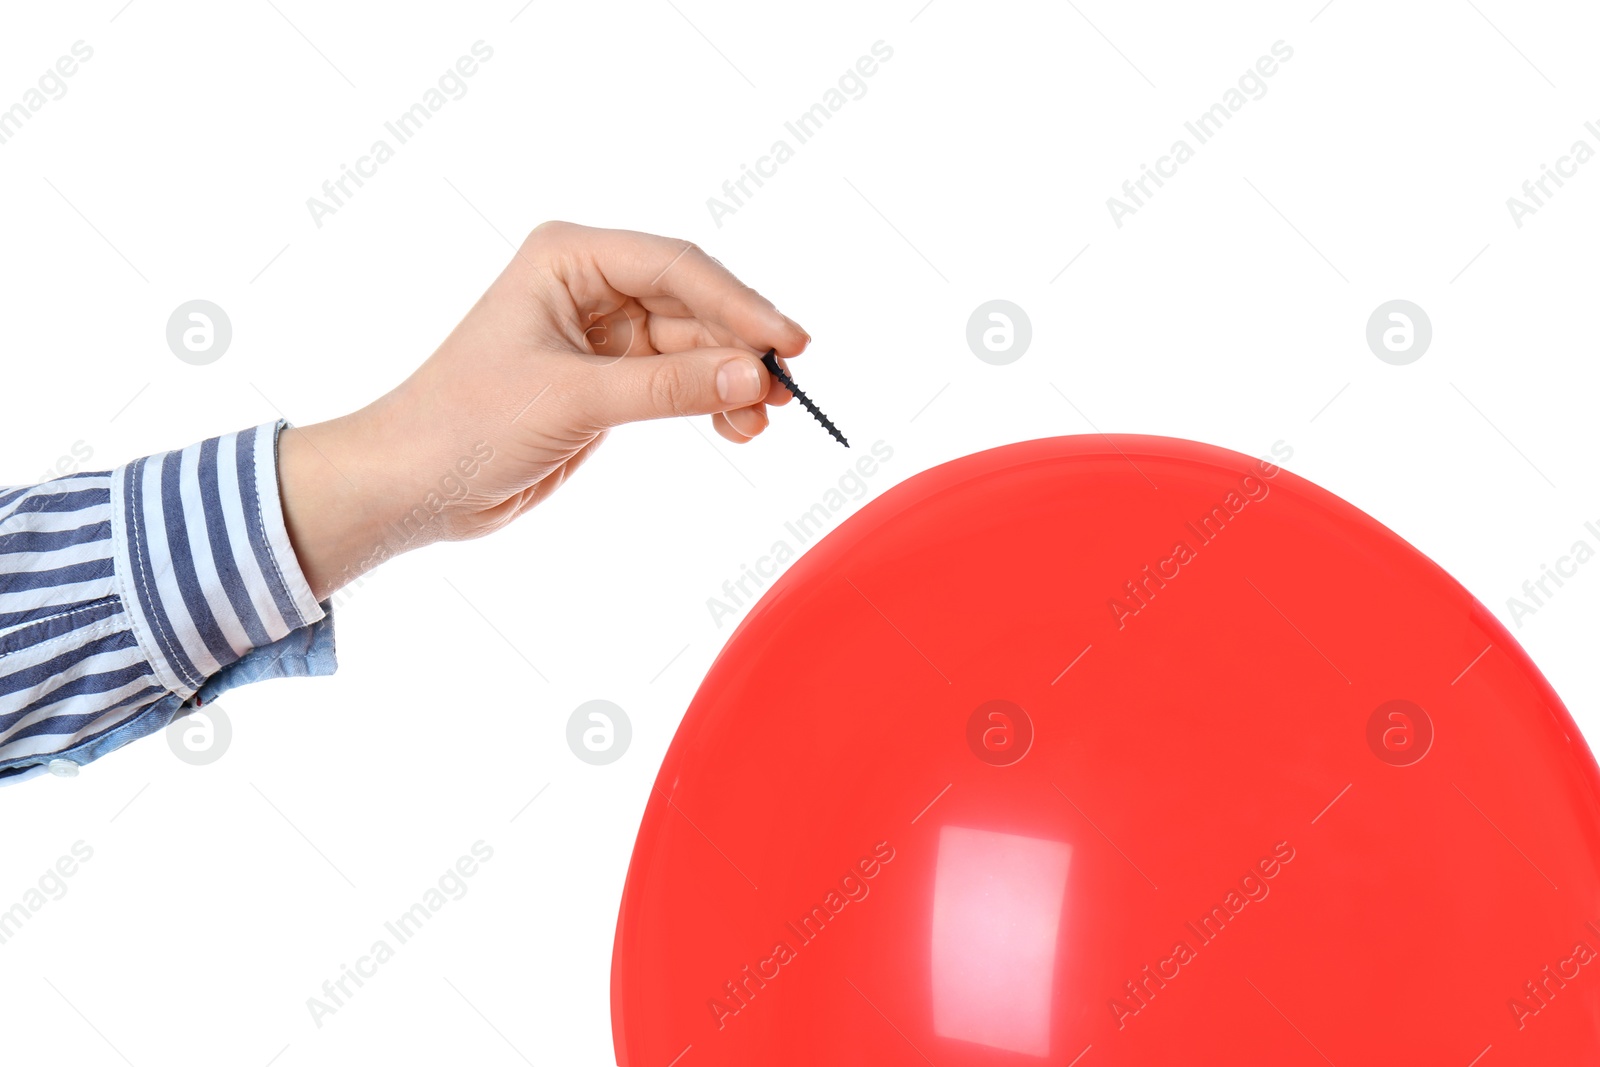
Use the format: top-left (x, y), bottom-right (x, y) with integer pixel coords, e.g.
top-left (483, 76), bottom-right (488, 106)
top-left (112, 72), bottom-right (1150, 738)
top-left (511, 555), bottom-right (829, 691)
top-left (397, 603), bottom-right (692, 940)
top-left (0, 419), bottom-right (336, 785)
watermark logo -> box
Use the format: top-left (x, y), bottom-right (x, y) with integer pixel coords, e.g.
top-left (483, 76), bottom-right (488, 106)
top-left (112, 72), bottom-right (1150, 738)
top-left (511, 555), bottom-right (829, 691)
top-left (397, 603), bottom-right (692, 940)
top-left (1110, 840), bottom-right (1296, 1029)
top-left (1503, 520), bottom-right (1599, 628)
top-left (706, 440), bottom-right (894, 628)
top-left (305, 41), bottom-right (495, 229)
top-left (1107, 41), bottom-right (1294, 228)
top-left (1508, 922), bottom-right (1600, 1031)
top-left (166, 300), bottom-right (232, 365)
top-left (707, 841), bottom-right (896, 1030)
top-left (1365, 699), bottom-right (1433, 767)
top-left (1107, 453), bottom-right (1286, 630)
top-left (706, 41), bottom-right (894, 228)
top-left (966, 699), bottom-right (1033, 766)
top-left (1365, 300), bottom-right (1431, 365)
top-left (336, 440), bottom-right (496, 601)
top-left (0, 41), bottom-right (94, 148)
top-left (566, 699), bottom-right (631, 765)
top-left (38, 439), bottom-right (94, 484)
top-left (167, 705), bottom-right (232, 767)
top-left (305, 840), bottom-right (494, 1028)
top-left (1506, 121), bottom-right (1600, 229)
top-left (0, 841), bottom-right (94, 947)
top-left (966, 300), bottom-right (1031, 365)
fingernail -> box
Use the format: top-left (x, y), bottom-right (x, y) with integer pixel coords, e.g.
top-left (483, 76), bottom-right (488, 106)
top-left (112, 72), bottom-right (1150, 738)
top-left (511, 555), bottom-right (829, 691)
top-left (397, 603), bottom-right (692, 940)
top-left (718, 359), bottom-right (763, 405)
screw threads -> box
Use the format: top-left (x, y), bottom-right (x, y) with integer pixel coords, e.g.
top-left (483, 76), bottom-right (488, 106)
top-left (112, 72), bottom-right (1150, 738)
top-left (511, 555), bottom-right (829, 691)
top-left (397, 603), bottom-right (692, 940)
top-left (762, 349), bottom-right (848, 448)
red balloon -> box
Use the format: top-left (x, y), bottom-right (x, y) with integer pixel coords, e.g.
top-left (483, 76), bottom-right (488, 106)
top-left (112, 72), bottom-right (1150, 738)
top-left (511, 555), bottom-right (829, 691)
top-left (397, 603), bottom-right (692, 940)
top-left (611, 436), bottom-right (1600, 1066)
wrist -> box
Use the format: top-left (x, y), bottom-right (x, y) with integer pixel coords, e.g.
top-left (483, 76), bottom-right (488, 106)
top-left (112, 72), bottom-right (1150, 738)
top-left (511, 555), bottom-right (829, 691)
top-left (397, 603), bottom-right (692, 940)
top-left (277, 406), bottom-right (414, 600)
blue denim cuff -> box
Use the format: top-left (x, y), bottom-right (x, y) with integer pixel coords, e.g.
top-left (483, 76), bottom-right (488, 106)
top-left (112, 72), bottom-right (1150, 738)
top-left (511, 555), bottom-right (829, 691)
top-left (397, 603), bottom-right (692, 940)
top-left (0, 605), bottom-right (336, 785)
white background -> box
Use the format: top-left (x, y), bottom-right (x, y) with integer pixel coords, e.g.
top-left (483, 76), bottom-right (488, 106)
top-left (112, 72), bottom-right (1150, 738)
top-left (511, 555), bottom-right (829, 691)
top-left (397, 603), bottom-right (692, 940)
top-left (1, 1), bottom-right (1596, 1063)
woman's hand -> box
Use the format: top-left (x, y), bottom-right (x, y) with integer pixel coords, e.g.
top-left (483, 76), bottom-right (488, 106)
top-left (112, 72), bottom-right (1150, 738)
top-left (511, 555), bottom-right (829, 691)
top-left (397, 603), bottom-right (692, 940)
top-left (277, 221), bottom-right (811, 599)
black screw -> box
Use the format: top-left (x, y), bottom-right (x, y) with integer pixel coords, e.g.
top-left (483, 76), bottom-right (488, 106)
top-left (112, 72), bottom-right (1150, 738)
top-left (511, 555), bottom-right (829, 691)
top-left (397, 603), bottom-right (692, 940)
top-left (761, 349), bottom-right (848, 448)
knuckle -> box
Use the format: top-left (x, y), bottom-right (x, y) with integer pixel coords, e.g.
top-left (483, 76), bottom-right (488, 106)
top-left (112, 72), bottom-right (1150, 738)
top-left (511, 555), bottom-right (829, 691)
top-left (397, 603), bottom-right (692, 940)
top-left (527, 219), bottom-right (574, 244)
top-left (648, 362), bottom-right (691, 414)
top-left (674, 238), bottom-right (717, 270)
top-left (719, 280), bottom-right (763, 319)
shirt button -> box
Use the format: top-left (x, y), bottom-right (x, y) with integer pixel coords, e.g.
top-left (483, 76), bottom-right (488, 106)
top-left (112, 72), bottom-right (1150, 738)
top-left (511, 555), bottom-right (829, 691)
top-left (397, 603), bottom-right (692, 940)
top-left (46, 759), bottom-right (80, 778)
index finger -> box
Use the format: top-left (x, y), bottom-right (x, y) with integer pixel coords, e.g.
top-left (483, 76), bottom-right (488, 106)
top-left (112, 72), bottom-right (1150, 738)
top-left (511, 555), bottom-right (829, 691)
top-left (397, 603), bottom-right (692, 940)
top-left (540, 222), bottom-right (811, 357)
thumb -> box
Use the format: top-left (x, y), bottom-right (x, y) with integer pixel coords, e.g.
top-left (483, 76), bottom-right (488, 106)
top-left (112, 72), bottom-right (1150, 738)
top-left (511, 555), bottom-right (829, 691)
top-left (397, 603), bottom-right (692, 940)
top-left (578, 347), bottom-right (771, 428)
